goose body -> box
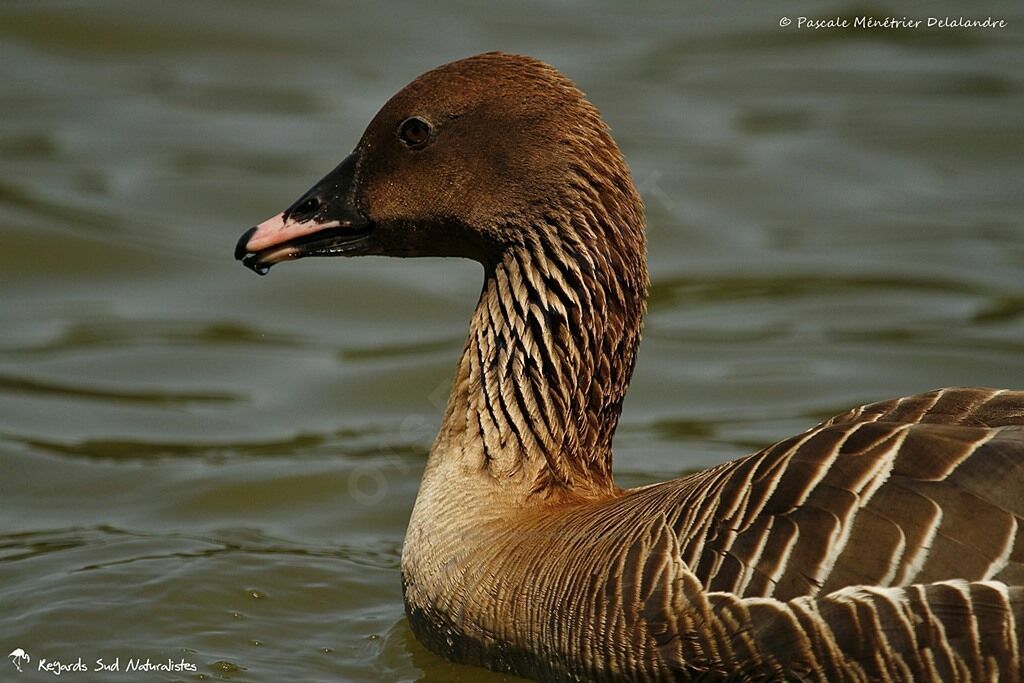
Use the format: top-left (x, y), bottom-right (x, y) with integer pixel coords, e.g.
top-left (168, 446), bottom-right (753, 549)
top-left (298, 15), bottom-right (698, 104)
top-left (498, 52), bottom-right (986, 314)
top-left (236, 53), bottom-right (1024, 681)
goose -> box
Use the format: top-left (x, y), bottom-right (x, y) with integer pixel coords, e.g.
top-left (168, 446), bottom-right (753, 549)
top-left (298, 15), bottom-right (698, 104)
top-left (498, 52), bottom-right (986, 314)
top-left (235, 52), bottom-right (1024, 682)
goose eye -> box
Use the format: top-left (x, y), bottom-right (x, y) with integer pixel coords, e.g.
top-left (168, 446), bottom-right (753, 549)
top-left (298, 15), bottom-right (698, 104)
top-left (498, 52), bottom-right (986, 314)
top-left (398, 117), bottom-right (431, 148)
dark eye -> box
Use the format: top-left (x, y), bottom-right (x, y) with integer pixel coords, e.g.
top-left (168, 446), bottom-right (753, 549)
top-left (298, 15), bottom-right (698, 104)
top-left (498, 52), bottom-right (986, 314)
top-left (398, 117), bottom-right (431, 149)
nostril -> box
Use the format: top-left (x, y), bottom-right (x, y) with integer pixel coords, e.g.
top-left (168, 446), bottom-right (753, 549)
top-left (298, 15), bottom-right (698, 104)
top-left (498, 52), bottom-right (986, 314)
top-left (292, 196), bottom-right (321, 220)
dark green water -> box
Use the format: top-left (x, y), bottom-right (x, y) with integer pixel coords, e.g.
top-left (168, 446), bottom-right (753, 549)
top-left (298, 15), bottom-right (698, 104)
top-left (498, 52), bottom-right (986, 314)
top-left (1, 1), bottom-right (1022, 681)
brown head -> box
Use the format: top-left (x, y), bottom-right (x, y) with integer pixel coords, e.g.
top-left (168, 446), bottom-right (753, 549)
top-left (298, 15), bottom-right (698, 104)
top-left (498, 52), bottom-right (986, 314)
top-left (236, 52), bottom-right (648, 497)
top-left (235, 52), bottom-right (645, 276)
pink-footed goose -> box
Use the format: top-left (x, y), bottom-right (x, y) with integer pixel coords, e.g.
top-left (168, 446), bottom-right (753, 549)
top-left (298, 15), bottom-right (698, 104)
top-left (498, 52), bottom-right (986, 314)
top-left (236, 53), bottom-right (1024, 682)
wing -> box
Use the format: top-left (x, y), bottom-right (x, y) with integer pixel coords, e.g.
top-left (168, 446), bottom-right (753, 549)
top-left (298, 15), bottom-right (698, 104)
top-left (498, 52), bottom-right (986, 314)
top-left (664, 387), bottom-right (1024, 600)
top-left (688, 580), bottom-right (1024, 681)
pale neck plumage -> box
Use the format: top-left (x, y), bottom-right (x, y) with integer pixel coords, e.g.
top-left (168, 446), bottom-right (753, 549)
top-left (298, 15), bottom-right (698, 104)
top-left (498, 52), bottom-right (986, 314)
top-left (434, 211), bottom-right (648, 499)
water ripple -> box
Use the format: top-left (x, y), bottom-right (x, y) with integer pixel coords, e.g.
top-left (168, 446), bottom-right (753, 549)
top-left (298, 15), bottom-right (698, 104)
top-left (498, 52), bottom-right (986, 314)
top-left (0, 373), bottom-right (238, 406)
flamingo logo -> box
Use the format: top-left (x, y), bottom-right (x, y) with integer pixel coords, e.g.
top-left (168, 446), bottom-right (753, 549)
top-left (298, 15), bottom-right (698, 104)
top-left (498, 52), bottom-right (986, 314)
top-left (8, 648), bottom-right (30, 673)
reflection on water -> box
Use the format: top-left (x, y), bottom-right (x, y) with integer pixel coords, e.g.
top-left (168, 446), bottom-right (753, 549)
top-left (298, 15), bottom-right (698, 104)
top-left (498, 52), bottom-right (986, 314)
top-left (1, 1), bottom-right (1022, 681)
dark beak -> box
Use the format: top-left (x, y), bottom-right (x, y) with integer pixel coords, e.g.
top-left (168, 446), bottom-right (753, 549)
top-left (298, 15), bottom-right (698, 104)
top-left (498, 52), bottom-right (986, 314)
top-left (235, 152), bottom-right (373, 275)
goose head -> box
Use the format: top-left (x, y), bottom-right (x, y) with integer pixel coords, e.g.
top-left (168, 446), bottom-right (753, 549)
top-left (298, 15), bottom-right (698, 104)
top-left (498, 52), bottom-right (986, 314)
top-left (235, 52), bottom-right (645, 275)
top-left (236, 53), bottom-right (650, 497)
